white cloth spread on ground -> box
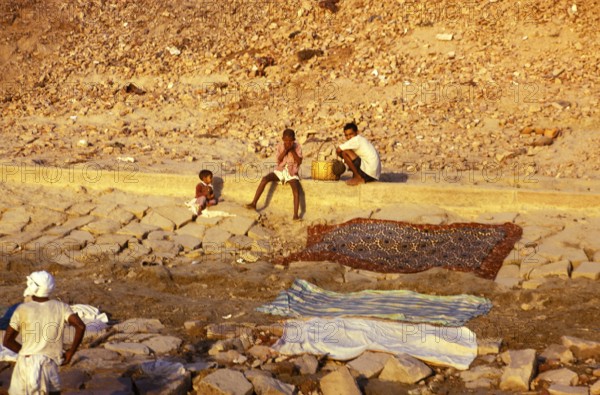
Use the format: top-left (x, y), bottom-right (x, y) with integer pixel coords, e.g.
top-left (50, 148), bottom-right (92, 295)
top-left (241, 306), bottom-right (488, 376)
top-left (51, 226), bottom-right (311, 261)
top-left (9, 354), bottom-right (61, 394)
top-left (70, 304), bottom-right (109, 333)
top-left (272, 317), bottom-right (478, 370)
top-left (184, 198), bottom-right (235, 217)
top-left (338, 134), bottom-right (381, 180)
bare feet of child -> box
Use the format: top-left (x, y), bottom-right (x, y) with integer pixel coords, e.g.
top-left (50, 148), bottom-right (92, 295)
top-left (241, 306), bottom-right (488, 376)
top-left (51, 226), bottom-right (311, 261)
top-left (293, 215), bottom-right (301, 221)
top-left (245, 203), bottom-right (256, 210)
top-left (346, 177), bottom-right (365, 186)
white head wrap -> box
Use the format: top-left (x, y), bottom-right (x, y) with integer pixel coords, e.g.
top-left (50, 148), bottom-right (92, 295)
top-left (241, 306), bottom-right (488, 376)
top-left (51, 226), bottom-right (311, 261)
top-left (23, 271), bottom-right (56, 298)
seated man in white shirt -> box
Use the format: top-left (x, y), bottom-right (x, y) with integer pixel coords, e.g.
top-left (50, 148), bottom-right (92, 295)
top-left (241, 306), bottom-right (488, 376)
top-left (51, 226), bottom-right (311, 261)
top-left (336, 122), bottom-right (382, 186)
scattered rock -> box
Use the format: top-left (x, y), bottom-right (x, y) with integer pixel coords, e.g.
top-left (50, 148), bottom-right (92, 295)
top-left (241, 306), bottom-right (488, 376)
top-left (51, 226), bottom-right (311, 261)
top-left (320, 366), bottom-right (361, 395)
top-left (500, 349), bottom-right (537, 391)
top-left (562, 336), bottom-right (600, 360)
top-left (194, 369), bottom-right (253, 395)
top-left (378, 353), bottom-right (433, 384)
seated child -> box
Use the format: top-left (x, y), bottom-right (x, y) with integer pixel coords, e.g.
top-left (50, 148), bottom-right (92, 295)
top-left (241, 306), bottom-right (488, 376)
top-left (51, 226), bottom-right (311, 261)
top-left (246, 128), bottom-right (303, 220)
top-left (186, 169), bottom-right (217, 215)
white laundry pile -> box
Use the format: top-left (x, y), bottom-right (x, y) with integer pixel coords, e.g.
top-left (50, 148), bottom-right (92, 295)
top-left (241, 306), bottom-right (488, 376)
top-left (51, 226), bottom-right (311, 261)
top-left (184, 198), bottom-right (235, 218)
top-left (272, 317), bottom-right (478, 370)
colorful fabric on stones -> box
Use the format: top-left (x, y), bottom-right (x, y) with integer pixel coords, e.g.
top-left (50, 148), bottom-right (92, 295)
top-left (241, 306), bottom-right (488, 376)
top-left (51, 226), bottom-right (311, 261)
top-left (281, 219), bottom-right (522, 279)
top-left (257, 279), bottom-right (492, 326)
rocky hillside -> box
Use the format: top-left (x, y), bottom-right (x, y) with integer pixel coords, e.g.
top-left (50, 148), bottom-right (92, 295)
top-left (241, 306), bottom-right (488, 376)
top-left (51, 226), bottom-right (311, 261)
top-left (1, 0), bottom-right (599, 180)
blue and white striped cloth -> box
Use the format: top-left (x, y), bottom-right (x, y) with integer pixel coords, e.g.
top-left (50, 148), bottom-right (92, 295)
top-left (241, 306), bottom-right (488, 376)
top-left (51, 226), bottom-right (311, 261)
top-left (257, 279), bottom-right (492, 326)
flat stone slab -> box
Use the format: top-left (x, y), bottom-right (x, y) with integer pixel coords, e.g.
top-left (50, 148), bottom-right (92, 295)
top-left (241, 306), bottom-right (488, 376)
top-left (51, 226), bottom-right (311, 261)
top-left (478, 338), bottom-right (503, 355)
top-left (194, 369), bottom-right (253, 395)
top-left (547, 384), bottom-right (589, 395)
top-left (476, 212), bottom-right (519, 224)
top-left (529, 260), bottom-right (572, 279)
top-left (120, 203), bottom-right (149, 218)
top-left (134, 361), bottom-right (191, 395)
top-left (23, 234), bottom-right (60, 250)
top-left (247, 374), bottom-right (295, 395)
top-left (60, 230), bottom-right (95, 250)
top-left (495, 264), bottom-right (520, 288)
top-left (378, 353), bottom-right (433, 384)
top-left (195, 215), bottom-right (223, 227)
top-left (114, 318), bottom-right (165, 333)
top-left (520, 256), bottom-right (550, 279)
top-left (562, 336), bottom-right (600, 360)
top-left (67, 201), bottom-right (96, 216)
top-left (143, 239), bottom-right (181, 254)
top-left (521, 278), bottom-right (545, 290)
top-left (172, 234), bottom-right (201, 251)
top-left (90, 203), bottom-right (119, 218)
top-left (0, 206), bottom-right (31, 225)
top-left (219, 216), bottom-right (256, 236)
top-left (95, 234), bottom-right (131, 249)
top-left (292, 354), bottom-right (319, 375)
top-left (347, 351), bottom-right (392, 379)
top-left (118, 221), bottom-right (161, 238)
top-left (142, 335), bottom-right (182, 354)
top-left (535, 368), bottom-right (578, 386)
top-left (521, 225), bottom-right (557, 242)
top-left (104, 342), bottom-right (151, 355)
top-left (82, 218), bottom-right (123, 235)
top-left (251, 239), bottom-right (271, 253)
top-left (541, 344), bottom-right (575, 364)
top-left (60, 368), bottom-right (90, 391)
top-left (46, 215), bottom-right (95, 236)
top-left (247, 225), bottom-right (274, 240)
top-left (154, 205), bottom-right (194, 229)
top-left (85, 373), bottom-right (134, 394)
top-left (225, 235), bottom-right (253, 250)
top-left (72, 348), bottom-right (121, 370)
top-left (320, 366), bottom-right (361, 395)
top-left (121, 242), bottom-right (152, 260)
top-left (203, 227), bottom-right (232, 254)
top-left (460, 365), bottom-right (502, 386)
top-left (572, 261), bottom-right (600, 280)
top-left (78, 243), bottom-right (121, 261)
top-left (500, 349), bottom-right (537, 391)
top-left (141, 211), bottom-right (175, 231)
top-left (176, 223), bottom-right (206, 239)
top-left (147, 230), bottom-right (171, 240)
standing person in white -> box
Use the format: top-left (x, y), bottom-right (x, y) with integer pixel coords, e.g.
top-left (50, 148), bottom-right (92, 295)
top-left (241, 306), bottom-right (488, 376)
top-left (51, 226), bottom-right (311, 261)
top-left (336, 122), bottom-right (382, 185)
top-left (3, 271), bottom-right (86, 395)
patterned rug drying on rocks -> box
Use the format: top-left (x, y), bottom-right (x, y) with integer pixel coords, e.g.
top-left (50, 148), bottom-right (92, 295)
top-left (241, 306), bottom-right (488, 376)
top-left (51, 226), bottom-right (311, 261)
top-left (281, 219), bottom-right (523, 279)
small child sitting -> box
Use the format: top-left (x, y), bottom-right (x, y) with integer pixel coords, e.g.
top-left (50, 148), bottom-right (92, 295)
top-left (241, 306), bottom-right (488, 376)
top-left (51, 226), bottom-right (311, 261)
top-left (186, 169), bottom-right (217, 215)
top-left (246, 128), bottom-right (303, 220)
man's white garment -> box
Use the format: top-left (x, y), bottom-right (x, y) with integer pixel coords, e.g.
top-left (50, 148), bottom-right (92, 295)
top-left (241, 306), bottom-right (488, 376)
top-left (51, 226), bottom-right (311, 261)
top-left (339, 135), bottom-right (381, 180)
top-left (9, 300), bottom-right (74, 394)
